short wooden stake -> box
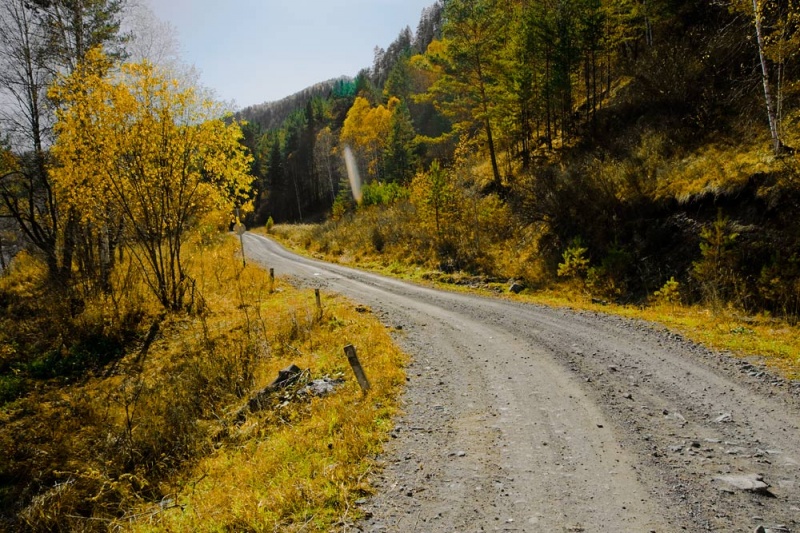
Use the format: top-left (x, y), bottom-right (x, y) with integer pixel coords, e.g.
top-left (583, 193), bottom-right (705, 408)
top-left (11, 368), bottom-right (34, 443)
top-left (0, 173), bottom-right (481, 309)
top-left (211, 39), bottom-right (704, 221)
top-left (344, 344), bottom-right (370, 393)
top-left (269, 268), bottom-right (275, 293)
top-left (314, 288), bottom-right (322, 319)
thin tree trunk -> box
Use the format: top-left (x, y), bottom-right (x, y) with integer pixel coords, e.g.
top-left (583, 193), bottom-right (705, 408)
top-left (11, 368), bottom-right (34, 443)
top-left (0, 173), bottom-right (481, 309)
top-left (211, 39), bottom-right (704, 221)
top-left (752, 0), bottom-right (781, 155)
top-left (0, 233), bottom-right (7, 272)
top-left (485, 119), bottom-right (502, 188)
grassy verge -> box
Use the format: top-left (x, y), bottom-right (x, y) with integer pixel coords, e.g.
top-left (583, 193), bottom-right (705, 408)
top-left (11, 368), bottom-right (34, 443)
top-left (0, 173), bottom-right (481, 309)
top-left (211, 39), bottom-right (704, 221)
top-left (262, 224), bottom-right (800, 380)
top-left (127, 282), bottom-right (406, 531)
top-left (0, 234), bottom-right (406, 531)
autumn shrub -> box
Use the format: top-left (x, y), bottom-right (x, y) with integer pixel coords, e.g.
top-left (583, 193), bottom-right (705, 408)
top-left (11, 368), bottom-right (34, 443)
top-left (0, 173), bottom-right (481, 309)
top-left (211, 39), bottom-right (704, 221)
top-left (361, 181), bottom-right (409, 206)
top-left (652, 276), bottom-right (682, 308)
top-left (557, 238), bottom-right (590, 287)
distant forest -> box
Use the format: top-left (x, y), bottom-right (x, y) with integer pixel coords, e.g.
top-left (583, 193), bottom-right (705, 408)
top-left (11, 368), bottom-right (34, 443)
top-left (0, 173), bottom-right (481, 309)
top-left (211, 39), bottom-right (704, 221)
top-left (236, 2), bottom-right (446, 222)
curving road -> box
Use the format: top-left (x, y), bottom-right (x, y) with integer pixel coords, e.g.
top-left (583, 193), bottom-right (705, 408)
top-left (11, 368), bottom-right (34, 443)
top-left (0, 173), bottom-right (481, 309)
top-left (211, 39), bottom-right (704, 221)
top-left (245, 233), bottom-right (800, 532)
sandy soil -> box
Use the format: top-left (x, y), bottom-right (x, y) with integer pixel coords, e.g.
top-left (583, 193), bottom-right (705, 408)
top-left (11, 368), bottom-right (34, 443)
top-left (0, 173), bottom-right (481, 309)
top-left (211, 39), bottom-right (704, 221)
top-left (245, 234), bottom-right (800, 533)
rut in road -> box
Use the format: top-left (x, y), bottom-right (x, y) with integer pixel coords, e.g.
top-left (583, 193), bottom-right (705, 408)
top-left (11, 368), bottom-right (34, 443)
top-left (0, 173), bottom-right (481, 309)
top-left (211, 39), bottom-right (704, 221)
top-left (245, 233), bottom-right (800, 533)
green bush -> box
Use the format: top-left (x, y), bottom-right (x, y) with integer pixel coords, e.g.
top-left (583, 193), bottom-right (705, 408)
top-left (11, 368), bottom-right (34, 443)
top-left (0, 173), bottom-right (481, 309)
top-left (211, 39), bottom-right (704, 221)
top-left (586, 244), bottom-right (633, 299)
top-left (361, 182), bottom-right (409, 207)
top-left (653, 277), bottom-right (682, 307)
top-left (27, 335), bottom-right (125, 379)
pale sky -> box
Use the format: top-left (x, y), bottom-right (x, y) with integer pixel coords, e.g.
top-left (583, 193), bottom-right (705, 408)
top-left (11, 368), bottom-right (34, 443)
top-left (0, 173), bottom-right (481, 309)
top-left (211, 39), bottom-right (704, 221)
top-left (147, 0), bottom-right (435, 110)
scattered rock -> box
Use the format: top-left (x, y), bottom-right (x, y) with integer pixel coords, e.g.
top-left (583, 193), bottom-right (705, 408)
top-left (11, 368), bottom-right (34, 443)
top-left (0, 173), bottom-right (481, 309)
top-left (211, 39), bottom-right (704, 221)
top-left (755, 526), bottom-right (792, 533)
top-left (247, 364), bottom-right (303, 412)
top-left (665, 411), bottom-right (687, 424)
top-left (715, 413), bottom-right (733, 423)
top-left (714, 474), bottom-right (771, 494)
top-left (508, 281), bottom-right (525, 294)
top-left (303, 376), bottom-right (344, 397)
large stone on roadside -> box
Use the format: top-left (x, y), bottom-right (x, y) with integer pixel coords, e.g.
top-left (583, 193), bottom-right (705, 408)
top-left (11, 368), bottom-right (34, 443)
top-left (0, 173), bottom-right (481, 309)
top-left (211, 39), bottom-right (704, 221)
top-left (508, 281), bottom-right (525, 294)
top-left (714, 473), bottom-right (771, 494)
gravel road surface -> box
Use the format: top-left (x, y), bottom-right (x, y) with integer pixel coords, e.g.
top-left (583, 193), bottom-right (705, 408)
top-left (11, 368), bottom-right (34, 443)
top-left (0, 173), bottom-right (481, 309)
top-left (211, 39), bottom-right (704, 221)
top-left (245, 233), bottom-right (800, 533)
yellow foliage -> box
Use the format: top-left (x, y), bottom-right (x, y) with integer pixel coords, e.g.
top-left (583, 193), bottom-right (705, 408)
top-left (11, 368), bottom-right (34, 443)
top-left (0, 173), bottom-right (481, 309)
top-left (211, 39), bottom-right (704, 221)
top-left (1, 235), bottom-right (407, 530)
top-left (51, 48), bottom-right (252, 226)
top-left (655, 143), bottom-right (773, 201)
top-left (341, 97), bottom-right (393, 180)
top-left (49, 48), bottom-right (253, 309)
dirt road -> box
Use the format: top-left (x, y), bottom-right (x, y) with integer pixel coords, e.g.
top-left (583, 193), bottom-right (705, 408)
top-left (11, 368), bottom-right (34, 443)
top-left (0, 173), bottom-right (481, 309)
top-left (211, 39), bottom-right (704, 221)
top-left (245, 233), bottom-right (800, 532)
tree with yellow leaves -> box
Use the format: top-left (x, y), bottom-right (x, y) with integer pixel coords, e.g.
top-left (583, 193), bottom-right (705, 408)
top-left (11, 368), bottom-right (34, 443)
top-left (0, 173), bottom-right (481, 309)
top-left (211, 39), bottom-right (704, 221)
top-left (340, 96), bottom-right (394, 181)
top-left (50, 48), bottom-right (253, 311)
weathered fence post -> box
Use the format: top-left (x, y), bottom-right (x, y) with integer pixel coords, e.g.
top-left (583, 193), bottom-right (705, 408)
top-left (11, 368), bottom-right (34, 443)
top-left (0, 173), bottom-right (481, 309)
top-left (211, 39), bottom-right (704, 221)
top-left (314, 288), bottom-right (322, 319)
top-left (343, 344), bottom-right (370, 393)
top-left (269, 268), bottom-right (275, 293)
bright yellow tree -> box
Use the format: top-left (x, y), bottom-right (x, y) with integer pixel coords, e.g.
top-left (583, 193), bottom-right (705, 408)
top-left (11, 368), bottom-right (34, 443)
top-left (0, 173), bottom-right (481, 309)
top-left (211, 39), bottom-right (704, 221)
top-left (50, 48), bottom-right (253, 311)
top-left (340, 96), bottom-right (394, 180)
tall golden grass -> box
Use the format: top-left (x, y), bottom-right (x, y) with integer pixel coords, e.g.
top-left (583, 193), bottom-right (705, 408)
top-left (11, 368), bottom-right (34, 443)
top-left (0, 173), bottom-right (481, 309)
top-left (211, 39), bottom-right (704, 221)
top-left (0, 232), bottom-right (406, 531)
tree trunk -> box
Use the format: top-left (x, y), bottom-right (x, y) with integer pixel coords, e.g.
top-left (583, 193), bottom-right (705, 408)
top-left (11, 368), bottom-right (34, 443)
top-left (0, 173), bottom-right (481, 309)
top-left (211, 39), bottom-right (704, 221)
top-left (476, 60), bottom-right (502, 189)
top-left (752, 0), bottom-right (781, 155)
top-left (485, 119), bottom-right (502, 189)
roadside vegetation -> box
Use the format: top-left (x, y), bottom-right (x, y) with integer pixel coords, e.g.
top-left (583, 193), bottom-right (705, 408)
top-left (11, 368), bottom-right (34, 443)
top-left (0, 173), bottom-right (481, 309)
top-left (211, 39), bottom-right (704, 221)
top-left (0, 234), bottom-right (405, 531)
top-left (265, 220), bottom-right (800, 380)
top-left (0, 2), bottom-right (409, 530)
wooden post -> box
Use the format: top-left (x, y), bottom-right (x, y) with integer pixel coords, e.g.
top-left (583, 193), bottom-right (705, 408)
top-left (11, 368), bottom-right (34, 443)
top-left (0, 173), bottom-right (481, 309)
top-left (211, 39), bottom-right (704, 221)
top-left (344, 344), bottom-right (370, 393)
top-left (314, 288), bottom-right (322, 319)
top-left (269, 268), bottom-right (275, 293)
top-left (239, 231), bottom-right (246, 267)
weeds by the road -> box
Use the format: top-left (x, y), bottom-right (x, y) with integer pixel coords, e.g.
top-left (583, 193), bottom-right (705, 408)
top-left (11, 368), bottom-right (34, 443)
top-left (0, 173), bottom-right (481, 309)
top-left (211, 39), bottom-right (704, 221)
top-left (0, 235), bottom-right (406, 531)
top-left (264, 224), bottom-right (800, 380)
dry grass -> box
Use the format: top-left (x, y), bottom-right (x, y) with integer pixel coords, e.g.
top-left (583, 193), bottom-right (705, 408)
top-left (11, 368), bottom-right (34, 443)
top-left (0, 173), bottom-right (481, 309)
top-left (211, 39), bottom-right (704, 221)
top-left (124, 285), bottom-right (406, 531)
top-left (0, 234), bottom-right (406, 531)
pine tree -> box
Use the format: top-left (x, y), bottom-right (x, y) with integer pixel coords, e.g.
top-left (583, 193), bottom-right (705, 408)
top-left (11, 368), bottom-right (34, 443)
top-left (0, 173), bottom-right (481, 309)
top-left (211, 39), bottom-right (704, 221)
top-left (385, 100), bottom-right (418, 184)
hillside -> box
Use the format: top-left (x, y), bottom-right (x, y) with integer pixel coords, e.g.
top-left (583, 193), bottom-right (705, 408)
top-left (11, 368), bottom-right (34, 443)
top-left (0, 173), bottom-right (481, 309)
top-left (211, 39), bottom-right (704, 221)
top-left (241, 0), bottom-right (800, 323)
top-left (236, 77), bottom-right (355, 132)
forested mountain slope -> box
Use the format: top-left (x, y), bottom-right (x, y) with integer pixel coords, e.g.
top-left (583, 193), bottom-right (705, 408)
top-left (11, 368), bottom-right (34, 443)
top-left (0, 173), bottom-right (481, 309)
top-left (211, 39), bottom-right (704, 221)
top-left (244, 0), bottom-right (800, 321)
